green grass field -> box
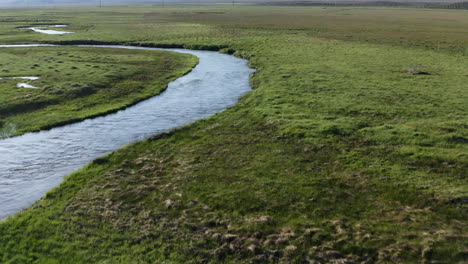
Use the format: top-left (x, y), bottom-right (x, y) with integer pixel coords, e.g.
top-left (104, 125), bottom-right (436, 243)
top-left (0, 4), bottom-right (466, 263)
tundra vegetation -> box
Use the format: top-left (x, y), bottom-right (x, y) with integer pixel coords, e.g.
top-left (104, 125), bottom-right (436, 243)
top-left (0, 4), bottom-right (466, 264)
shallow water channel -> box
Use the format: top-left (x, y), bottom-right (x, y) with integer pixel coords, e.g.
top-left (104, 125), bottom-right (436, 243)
top-left (0, 76), bottom-right (40, 88)
top-left (0, 44), bottom-right (254, 219)
top-left (23, 25), bottom-right (74, 35)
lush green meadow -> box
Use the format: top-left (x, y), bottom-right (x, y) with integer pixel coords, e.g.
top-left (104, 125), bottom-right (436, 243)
top-left (0, 4), bottom-right (466, 263)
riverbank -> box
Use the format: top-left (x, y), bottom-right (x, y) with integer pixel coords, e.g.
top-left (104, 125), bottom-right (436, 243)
top-left (0, 5), bottom-right (466, 263)
top-left (0, 46), bottom-right (198, 137)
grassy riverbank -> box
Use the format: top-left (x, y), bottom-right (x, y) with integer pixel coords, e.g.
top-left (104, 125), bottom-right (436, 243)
top-left (0, 4), bottom-right (466, 263)
top-left (0, 46), bottom-right (197, 137)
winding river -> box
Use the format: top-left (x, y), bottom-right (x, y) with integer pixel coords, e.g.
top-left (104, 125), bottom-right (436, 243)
top-left (0, 44), bottom-right (254, 219)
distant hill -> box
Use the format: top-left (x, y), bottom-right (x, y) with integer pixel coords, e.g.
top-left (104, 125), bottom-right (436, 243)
top-left (260, 0), bottom-right (468, 9)
top-left (432, 0), bottom-right (468, 8)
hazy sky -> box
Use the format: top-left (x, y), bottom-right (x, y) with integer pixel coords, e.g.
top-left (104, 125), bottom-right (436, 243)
top-left (0, 0), bottom-right (230, 7)
top-left (1, 0), bottom-right (147, 6)
top-left (0, 0), bottom-right (458, 7)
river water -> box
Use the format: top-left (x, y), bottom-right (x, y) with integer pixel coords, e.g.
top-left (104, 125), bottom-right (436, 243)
top-left (0, 44), bottom-right (254, 219)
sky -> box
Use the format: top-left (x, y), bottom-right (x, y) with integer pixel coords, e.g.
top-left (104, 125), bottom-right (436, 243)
top-left (0, 0), bottom-right (223, 6)
top-left (0, 0), bottom-right (459, 6)
top-left (0, 0), bottom-right (148, 6)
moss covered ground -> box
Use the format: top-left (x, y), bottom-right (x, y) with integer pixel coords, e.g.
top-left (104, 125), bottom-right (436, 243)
top-left (0, 4), bottom-right (466, 263)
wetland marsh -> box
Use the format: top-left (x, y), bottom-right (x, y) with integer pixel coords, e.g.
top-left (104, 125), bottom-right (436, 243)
top-left (0, 4), bottom-right (466, 264)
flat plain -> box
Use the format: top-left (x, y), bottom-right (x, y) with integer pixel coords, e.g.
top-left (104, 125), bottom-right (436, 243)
top-left (0, 4), bottom-right (466, 263)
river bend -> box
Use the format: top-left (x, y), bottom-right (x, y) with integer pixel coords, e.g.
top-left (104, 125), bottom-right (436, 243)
top-left (0, 44), bottom-right (254, 219)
